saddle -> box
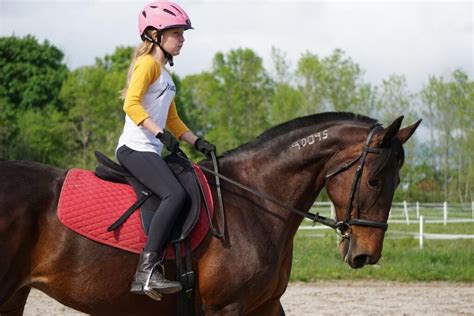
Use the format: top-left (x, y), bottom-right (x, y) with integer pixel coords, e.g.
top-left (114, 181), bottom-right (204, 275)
top-left (94, 150), bottom-right (204, 243)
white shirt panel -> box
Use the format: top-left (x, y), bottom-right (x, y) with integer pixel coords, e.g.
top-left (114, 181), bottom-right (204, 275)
top-left (117, 67), bottom-right (176, 155)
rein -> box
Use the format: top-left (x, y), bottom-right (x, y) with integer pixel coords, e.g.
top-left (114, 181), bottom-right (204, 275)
top-left (179, 124), bottom-right (388, 239)
top-left (197, 154), bottom-right (339, 229)
top-left (177, 152), bottom-right (339, 237)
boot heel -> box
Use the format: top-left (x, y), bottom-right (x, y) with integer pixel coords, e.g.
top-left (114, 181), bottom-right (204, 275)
top-left (130, 282), bottom-right (144, 294)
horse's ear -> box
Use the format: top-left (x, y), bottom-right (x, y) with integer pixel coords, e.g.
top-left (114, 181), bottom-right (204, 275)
top-left (379, 116), bottom-right (404, 146)
top-left (396, 119), bottom-right (422, 144)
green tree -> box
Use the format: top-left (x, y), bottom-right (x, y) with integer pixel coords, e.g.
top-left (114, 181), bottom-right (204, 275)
top-left (59, 48), bottom-right (128, 168)
top-left (180, 72), bottom-right (219, 137)
top-left (448, 70), bottom-right (473, 203)
top-left (170, 73), bottom-right (207, 160)
top-left (420, 69), bottom-right (473, 202)
top-left (0, 35), bottom-right (68, 110)
top-left (269, 47), bottom-right (304, 125)
top-left (13, 106), bottom-right (72, 166)
top-left (377, 74), bottom-right (416, 123)
top-left (270, 84), bottom-right (304, 126)
top-left (97, 46), bottom-right (134, 73)
top-left (295, 49), bottom-right (373, 114)
top-left (320, 49), bottom-right (365, 112)
top-left (0, 35), bottom-right (69, 162)
top-left (352, 83), bottom-right (378, 117)
top-left (182, 49), bottom-right (274, 152)
top-left (296, 51), bottom-right (325, 114)
top-left (0, 98), bottom-right (17, 160)
top-left (421, 75), bottom-right (451, 200)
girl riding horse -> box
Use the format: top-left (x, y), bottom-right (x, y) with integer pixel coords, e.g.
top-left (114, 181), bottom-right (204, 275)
top-left (117, 1), bottom-right (215, 299)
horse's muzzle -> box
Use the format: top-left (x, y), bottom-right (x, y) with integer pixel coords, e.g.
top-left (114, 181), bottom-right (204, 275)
top-left (340, 238), bottom-right (381, 269)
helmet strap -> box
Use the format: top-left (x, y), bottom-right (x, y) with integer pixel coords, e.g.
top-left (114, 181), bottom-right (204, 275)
top-left (142, 33), bottom-right (174, 67)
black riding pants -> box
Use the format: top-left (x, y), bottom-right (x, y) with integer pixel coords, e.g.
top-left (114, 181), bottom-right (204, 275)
top-left (116, 145), bottom-right (187, 254)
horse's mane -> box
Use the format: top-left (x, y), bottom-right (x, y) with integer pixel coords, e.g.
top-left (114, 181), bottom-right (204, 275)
top-left (222, 112), bottom-right (378, 157)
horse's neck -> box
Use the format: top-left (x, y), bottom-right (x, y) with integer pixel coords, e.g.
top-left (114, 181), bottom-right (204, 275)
top-left (219, 126), bottom-right (338, 239)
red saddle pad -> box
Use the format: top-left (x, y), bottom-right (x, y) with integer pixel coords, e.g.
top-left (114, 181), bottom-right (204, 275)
top-left (57, 165), bottom-right (213, 259)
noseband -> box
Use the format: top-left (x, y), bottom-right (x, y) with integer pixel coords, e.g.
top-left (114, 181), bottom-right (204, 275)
top-left (325, 124), bottom-right (388, 238)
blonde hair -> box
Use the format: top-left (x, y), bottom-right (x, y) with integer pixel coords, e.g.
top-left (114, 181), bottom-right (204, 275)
top-left (120, 29), bottom-right (160, 99)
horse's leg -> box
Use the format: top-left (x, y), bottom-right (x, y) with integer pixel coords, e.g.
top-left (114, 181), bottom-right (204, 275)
top-left (278, 301), bottom-right (285, 316)
top-left (247, 299), bottom-right (286, 316)
top-left (0, 195), bottom-right (37, 312)
top-left (203, 302), bottom-right (243, 316)
top-left (248, 244), bottom-right (292, 316)
top-left (0, 287), bottom-right (31, 316)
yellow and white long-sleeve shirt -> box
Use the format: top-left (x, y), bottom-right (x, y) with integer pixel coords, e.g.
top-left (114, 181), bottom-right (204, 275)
top-left (117, 55), bottom-right (189, 155)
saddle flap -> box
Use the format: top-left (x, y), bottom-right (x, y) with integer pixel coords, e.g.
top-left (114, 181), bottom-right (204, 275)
top-left (169, 166), bottom-right (202, 243)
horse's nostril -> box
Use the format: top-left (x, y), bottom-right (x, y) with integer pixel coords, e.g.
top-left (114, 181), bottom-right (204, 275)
top-left (353, 254), bottom-right (369, 268)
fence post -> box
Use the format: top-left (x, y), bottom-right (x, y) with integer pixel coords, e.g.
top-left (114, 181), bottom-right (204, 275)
top-left (333, 202), bottom-right (338, 248)
top-left (403, 200), bottom-right (410, 224)
top-left (419, 215), bottom-right (424, 250)
top-left (416, 201), bottom-right (420, 219)
top-left (443, 201), bottom-right (448, 226)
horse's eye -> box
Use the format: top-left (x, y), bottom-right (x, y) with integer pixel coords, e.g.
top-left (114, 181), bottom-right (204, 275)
top-left (368, 178), bottom-right (380, 190)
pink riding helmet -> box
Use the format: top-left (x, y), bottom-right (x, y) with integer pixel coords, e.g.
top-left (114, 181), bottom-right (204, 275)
top-left (138, 1), bottom-right (193, 38)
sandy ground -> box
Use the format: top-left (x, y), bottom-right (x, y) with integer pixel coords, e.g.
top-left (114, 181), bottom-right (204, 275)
top-left (23, 281), bottom-right (473, 315)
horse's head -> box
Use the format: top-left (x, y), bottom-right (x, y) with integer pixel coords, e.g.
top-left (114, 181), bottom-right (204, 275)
top-left (324, 116), bottom-right (421, 268)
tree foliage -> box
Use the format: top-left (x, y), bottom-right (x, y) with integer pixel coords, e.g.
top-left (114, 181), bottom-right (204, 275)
top-left (59, 55), bottom-right (127, 167)
top-left (0, 35), bottom-right (69, 163)
top-left (181, 48), bottom-right (273, 152)
top-left (420, 70), bottom-right (473, 202)
top-left (0, 35), bottom-right (68, 110)
top-left (296, 49), bottom-right (371, 113)
top-left (269, 47), bottom-right (304, 125)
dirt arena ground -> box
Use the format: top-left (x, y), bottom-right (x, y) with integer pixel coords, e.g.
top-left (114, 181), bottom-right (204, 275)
top-left (24, 281), bottom-right (473, 315)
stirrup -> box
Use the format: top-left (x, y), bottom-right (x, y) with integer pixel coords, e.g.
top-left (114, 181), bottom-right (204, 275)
top-left (144, 288), bottom-right (163, 301)
top-left (143, 261), bottom-right (165, 301)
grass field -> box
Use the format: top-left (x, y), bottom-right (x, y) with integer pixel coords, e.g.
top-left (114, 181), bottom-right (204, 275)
top-left (291, 204), bottom-right (474, 282)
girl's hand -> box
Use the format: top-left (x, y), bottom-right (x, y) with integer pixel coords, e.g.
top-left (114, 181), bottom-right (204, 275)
top-left (156, 130), bottom-right (180, 153)
top-left (194, 138), bottom-right (216, 156)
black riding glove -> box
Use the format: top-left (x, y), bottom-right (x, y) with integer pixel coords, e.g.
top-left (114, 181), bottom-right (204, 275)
top-left (194, 138), bottom-right (216, 156)
top-left (156, 130), bottom-right (180, 153)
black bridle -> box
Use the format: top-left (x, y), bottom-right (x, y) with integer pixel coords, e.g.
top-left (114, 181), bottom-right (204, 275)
top-left (179, 124), bottom-right (389, 239)
top-left (325, 124), bottom-right (388, 238)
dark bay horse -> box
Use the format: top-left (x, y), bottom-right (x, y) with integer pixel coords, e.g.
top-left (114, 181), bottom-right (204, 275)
top-left (0, 112), bottom-right (421, 315)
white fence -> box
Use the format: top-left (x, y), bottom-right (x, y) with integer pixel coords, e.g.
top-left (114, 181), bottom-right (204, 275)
top-left (388, 201), bottom-right (474, 224)
top-left (301, 201), bottom-right (474, 248)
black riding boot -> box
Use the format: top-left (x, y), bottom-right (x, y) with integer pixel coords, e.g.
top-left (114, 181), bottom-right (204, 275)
top-left (130, 252), bottom-right (182, 297)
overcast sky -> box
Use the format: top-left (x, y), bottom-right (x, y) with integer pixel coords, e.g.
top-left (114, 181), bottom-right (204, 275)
top-left (1, 0), bottom-right (472, 93)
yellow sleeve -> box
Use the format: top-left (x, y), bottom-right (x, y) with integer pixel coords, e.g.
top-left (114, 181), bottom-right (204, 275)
top-left (123, 55), bottom-right (160, 125)
top-left (166, 99), bottom-right (190, 139)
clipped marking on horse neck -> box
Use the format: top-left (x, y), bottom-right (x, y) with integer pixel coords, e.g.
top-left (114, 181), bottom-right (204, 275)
top-left (291, 129), bottom-right (329, 150)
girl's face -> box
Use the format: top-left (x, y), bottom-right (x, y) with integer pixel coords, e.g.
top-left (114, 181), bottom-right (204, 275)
top-left (161, 27), bottom-right (185, 56)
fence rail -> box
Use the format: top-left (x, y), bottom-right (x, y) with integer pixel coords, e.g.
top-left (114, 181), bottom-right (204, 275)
top-left (300, 201), bottom-right (474, 249)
